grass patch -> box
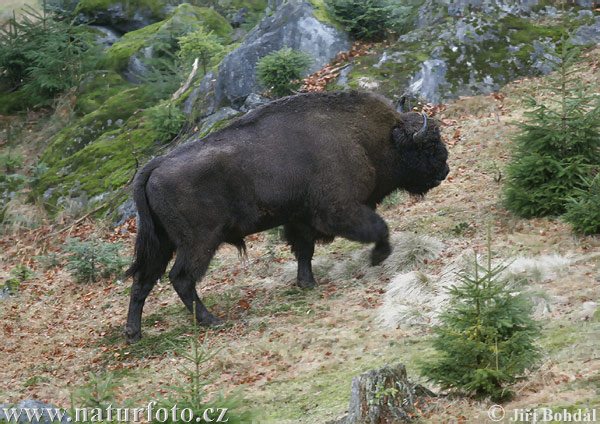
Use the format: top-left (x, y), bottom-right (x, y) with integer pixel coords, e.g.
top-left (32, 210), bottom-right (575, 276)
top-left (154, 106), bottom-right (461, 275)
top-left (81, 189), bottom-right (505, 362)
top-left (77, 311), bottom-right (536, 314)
top-left (96, 304), bottom-right (192, 363)
top-left (250, 334), bottom-right (434, 423)
top-left (540, 322), bottom-right (584, 356)
top-left (252, 287), bottom-right (316, 317)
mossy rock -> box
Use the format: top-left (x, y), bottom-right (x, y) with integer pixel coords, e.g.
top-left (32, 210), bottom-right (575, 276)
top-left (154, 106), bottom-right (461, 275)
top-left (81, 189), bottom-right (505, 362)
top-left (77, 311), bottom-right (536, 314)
top-left (75, 0), bottom-right (167, 33)
top-left (75, 70), bottom-right (132, 116)
top-left (198, 108), bottom-right (244, 138)
top-left (36, 113), bottom-right (159, 211)
top-left (345, 39), bottom-right (432, 98)
top-left (172, 3), bottom-right (233, 38)
top-left (343, 13), bottom-right (581, 103)
top-left (41, 86), bottom-right (156, 166)
top-left (308, 0), bottom-right (340, 28)
top-left (102, 3), bottom-right (233, 73)
top-left (75, 0), bottom-right (165, 17)
top-left (214, 0), bottom-right (268, 30)
top-left (101, 20), bottom-right (162, 72)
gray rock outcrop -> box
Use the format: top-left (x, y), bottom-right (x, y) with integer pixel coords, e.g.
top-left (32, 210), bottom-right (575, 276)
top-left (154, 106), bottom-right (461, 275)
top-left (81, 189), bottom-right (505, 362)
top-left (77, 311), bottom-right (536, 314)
top-left (214, 0), bottom-right (350, 108)
top-left (572, 16), bottom-right (600, 45)
top-left (0, 400), bottom-right (70, 424)
top-left (77, 2), bottom-right (164, 34)
top-left (91, 25), bottom-right (121, 50)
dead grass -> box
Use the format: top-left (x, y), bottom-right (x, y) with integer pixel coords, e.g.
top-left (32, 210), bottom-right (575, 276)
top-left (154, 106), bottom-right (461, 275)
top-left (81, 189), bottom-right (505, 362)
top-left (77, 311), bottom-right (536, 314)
top-left (0, 46), bottom-right (599, 423)
top-left (0, 0), bottom-right (39, 25)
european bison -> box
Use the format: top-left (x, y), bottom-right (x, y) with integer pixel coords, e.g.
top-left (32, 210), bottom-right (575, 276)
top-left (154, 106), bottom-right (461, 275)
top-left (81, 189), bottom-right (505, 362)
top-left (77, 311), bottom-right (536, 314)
top-left (124, 91), bottom-right (449, 343)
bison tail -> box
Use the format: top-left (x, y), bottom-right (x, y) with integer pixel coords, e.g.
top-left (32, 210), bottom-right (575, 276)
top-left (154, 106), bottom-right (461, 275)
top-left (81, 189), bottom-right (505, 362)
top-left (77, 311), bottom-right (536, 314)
top-left (125, 158), bottom-right (170, 280)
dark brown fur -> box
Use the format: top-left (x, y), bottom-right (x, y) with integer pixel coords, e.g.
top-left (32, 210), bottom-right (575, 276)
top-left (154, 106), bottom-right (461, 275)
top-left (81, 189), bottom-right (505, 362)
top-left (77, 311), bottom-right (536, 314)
top-left (124, 91), bottom-right (449, 343)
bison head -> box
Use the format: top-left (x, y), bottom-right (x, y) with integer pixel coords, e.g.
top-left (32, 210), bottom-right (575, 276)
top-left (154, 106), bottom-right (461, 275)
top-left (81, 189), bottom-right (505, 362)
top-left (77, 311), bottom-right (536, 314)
top-left (392, 112), bottom-right (449, 196)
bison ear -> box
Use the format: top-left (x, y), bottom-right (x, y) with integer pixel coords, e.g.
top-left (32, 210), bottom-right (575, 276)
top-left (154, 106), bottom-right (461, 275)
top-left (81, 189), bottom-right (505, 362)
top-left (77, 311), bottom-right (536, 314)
top-left (392, 127), bottom-right (410, 149)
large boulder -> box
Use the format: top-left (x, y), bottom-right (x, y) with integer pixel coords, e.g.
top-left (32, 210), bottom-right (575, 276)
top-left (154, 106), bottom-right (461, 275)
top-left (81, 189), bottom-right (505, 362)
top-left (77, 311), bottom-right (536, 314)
top-left (572, 15), bottom-right (600, 45)
top-left (416, 0), bottom-right (539, 28)
top-left (344, 3), bottom-right (600, 104)
top-left (103, 3), bottom-right (232, 82)
top-left (214, 0), bottom-right (350, 108)
top-left (75, 0), bottom-right (168, 34)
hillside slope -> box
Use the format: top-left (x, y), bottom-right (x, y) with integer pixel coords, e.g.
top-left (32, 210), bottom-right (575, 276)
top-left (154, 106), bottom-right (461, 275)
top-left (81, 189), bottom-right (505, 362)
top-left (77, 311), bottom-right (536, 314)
top-left (1, 45), bottom-right (599, 423)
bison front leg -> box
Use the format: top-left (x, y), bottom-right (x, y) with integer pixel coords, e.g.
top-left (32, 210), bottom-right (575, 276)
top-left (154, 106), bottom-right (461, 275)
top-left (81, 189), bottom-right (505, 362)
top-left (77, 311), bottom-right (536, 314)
top-left (316, 204), bottom-right (391, 266)
top-left (284, 223), bottom-right (317, 288)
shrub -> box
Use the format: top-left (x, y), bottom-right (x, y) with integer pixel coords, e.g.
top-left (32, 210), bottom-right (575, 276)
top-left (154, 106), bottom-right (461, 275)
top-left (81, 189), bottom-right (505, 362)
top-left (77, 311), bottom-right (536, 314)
top-left (0, 5), bottom-right (99, 109)
top-left (63, 238), bottom-right (128, 283)
top-left (0, 265), bottom-right (35, 297)
top-left (256, 46), bottom-right (311, 98)
top-left (35, 252), bottom-right (62, 269)
top-left (0, 149), bottom-right (24, 173)
top-left (327, 0), bottom-right (392, 41)
top-left (564, 174), bottom-right (600, 235)
top-left (146, 104), bottom-right (187, 143)
top-left (503, 32), bottom-right (600, 217)
top-left (420, 234), bottom-right (540, 401)
top-left (178, 28), bottom-right (225, 75)
top-left (387, 1), bottom-right (421, 36)
top-left (72, 372), bottom-right (120, 411)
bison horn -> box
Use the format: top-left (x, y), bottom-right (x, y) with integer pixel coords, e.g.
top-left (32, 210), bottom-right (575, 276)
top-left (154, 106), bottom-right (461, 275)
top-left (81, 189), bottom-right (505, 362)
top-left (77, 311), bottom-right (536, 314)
top-left (396, 94), bottom-right (411, 113)
top-left (413, 112), bottom-right (428, 142)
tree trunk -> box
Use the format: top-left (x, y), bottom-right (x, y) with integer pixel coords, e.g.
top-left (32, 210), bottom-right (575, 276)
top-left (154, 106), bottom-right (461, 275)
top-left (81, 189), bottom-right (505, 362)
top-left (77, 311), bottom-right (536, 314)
top-left (332, 363), bottom-right (435, 424)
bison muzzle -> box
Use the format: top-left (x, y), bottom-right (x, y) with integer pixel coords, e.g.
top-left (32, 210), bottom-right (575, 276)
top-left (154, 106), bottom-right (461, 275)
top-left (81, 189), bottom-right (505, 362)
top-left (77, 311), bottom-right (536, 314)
top-left (124, 91), bottom-right (449, 343)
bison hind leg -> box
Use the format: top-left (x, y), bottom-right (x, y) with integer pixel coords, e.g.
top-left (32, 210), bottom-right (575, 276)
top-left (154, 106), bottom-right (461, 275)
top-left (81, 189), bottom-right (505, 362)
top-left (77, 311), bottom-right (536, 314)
top-left (124, 243), bottom-right (174, 344)
top-left (169, 242), bottom-right (223, 326)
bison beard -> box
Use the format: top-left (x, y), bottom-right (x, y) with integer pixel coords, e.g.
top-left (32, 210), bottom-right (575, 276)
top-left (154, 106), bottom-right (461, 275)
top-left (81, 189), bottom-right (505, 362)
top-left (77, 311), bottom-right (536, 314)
top-left (123, 91), bottom-right (449, 343)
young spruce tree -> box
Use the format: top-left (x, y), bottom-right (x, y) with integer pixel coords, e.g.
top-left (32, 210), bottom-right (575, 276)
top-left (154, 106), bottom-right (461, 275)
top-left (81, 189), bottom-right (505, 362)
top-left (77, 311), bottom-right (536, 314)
top-left (420, 232), bottom-right (540, 401)
top-left (256, 46), bottom-right (311, 98)
top-left (503, 15), bottom-right (600, 217)
top-left (153, 303), bottom-right (253, 424)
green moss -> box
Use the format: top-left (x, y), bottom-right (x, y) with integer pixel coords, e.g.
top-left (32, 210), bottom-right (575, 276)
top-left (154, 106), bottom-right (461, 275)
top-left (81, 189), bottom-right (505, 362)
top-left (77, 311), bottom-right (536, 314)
top-left (344, 12), bottom-right (586, 103)
top-left (309, 0), bottom-right (340, 28)
top-left (75, 0), bottom-right (166, 21)
top-left (37, 114), bottom-right (159, 210)
top-left (102, 4), bottom-right (232, 72)
top-left (500, 16), bottom-right (556, 43)
top-left (168, 4), bottom-right (233, 39)
top-left (102, 21), bottom-right (162, 72)
top-left (75, 71), bottom-right (131, 116)
top-left (345, 40), bottom-right (434, 99)
top-left (199, 112), bottom-right (244, 138)
top-left (41, 86), bottom-right (155, 166)
top-left (443, 16), bottom-right (564, 91)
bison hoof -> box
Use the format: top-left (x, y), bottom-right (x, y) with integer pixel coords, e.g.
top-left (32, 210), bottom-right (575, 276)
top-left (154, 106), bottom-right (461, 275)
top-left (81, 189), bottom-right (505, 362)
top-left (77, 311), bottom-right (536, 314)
top-left (371, 243), bottom-right (391, 266)
top-left (199, 314), bottom-right (224, 327)
top-left (123, 327), bottom-right (142, 344)
top-left (296, 279), bottom-right (318, 289)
